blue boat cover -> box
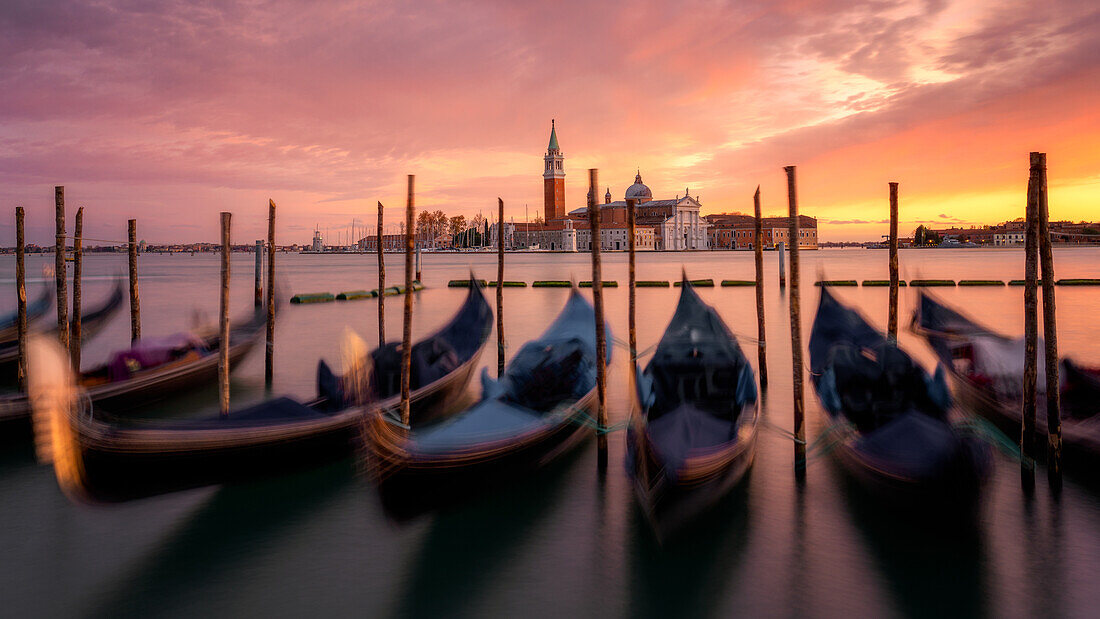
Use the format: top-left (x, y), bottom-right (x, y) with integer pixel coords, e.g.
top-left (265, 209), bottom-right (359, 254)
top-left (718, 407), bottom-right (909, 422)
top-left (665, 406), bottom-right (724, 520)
top-left (411, 289), bottom-right (609, 454)
top-left (636, 280), bottom-right (756, 474)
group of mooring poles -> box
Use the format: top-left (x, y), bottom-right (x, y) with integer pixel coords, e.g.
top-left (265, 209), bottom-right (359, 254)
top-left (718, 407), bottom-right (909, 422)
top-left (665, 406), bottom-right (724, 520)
top-left (1022, 152), bottom-right (1062, 491)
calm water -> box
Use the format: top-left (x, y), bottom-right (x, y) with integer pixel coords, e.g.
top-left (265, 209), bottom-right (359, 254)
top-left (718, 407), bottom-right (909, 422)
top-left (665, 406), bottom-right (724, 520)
top-left (3, 248), bottom-right (1100, 617)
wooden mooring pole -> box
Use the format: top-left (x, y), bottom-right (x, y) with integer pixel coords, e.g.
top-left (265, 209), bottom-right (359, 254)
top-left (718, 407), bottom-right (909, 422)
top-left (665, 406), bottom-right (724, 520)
top-left (497, 197), bottom-right (505, 377)
top-left (72, 207), bottom-right (84, 370)
top-left (266, 200), bottom-right (276, 386)
top-left (627, 197), bottom-right (638, 371)
top-left (588, 169), bottom-right (608, 469)
top-left (377, 201), bottom-right (385, 346)
top-left (55, 187), bottom-right (69, 355)
top-left (219, 212), bottom-right (231, 417)
top-left (128, 219), bottom-right (140, 343)
top-left (778, 241), bottom-right (786, 288)
top-left (1022, 158), bottom-right (1040, 492)
top-left (785, 166), bottom-right (806, 476)
top-left (416, 245), bottom-right (422, 283)
top-left (888, 182), bottom-right (900, 342)
top-left (753, 187), bottom-right (768, 388)
top-left (16, 207), bottom-right (27, 392)
top-left (254, 239), bottom-right (263, 307)
top-left (400, 176), bottom-right (415, 426)
top-left (1034, 152), bottom-right (1062, 489)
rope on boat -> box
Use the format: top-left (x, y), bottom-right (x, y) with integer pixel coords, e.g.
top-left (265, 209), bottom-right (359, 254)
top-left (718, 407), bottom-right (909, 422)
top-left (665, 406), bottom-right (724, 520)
top-left (759, 418), bottom-right (851, 468)
top-left (953, 416), bottom-right (1028, 463)
top-left (572, 412), bottom-right (629, 435)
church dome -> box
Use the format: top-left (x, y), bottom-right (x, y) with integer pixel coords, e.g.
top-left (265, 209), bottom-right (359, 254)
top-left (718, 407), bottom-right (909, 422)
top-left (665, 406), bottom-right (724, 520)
top-left (625, 171), bottom-right (652, 202)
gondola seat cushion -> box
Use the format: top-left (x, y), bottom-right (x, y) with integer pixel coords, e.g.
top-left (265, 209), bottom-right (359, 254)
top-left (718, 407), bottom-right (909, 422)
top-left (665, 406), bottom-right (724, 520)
top-left (107, 333), bottom-right (208, 382)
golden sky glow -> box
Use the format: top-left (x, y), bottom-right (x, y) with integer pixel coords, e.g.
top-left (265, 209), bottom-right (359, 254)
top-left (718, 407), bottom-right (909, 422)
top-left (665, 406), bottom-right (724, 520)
top-left (1, 0), bottom-right (1097, 243)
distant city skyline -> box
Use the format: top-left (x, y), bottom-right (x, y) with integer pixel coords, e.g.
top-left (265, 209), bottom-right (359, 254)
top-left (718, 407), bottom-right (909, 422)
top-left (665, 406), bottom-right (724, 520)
top-left (1, 1), bottom-right (1097, 246)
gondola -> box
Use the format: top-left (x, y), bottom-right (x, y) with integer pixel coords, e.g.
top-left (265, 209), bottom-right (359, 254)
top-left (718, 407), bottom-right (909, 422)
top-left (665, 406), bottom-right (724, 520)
top-left (626, 278), bottom-right (758, 539)
top-left (2, 287), bottom-right (263, 427)
top-left (31, 280), bottom-right (492, 501)
top-left (0, 280), bottom-right (124, 376)
top-left (808, 287), bottom-right (991, 509)
top-left (913, 291), bottom-right (1100, 467)
top-left (365, 287), bottom-right (609, 519)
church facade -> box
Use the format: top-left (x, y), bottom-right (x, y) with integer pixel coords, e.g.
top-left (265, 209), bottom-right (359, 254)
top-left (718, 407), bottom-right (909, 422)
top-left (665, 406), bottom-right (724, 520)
top-left (516, 121), bottom-right (709, 251)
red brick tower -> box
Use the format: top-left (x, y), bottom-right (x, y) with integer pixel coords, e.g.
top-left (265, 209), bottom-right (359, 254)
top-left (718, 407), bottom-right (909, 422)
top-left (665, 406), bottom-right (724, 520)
top-left (543, 119), bottom-right (565, 222)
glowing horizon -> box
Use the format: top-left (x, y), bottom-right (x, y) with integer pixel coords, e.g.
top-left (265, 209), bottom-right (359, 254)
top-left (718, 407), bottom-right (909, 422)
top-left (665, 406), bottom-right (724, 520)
top-left (1, 0), bottom-right (1097, 245)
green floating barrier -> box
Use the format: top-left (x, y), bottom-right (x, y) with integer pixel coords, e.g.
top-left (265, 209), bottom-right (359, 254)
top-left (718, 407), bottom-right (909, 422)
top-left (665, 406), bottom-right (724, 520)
top-left (1008, 279), bottom-right (1052, 286)
top-left (815, 280), bottom-right (858, 287)
top-left (909, 280), bottom-right (956, 287)
top-left (958, 280), bottom-right (1005, 286)
top-left (1056, 279), bottom-right (1100, 286)
top-left (448, 279), bottom-right (487, 288)
top-left (336, 290), bottom-right (377, 300)
top-left (721, 280), bottom-right (756, 287)
top-left (533, 280), bottom-right (571, 288)
top-left (673, 279), bottom-right (715, 287)
top-left (291, 292), bottom-right (335, 304)
top-left (636, 280), bottom-right (670, 287)
top-left (862, 280), bottom-right (907, 287)
top-left (579, 281), bottom-right (618, 288)
top-left (487, 281), bottom-right (528, 287)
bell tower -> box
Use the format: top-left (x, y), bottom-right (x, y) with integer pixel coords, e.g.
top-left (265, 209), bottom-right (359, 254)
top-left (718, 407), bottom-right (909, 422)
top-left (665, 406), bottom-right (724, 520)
top-left (543, 119), bottom-right (565, 221)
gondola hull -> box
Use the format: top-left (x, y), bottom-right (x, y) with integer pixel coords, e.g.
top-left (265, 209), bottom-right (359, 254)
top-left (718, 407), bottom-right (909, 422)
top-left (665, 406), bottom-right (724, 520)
top-left (0, 281), bottom-right (122, 378)
top-left (371, 388), bottom-right (597, 520)
top-left (914, 292), bottom-right (1100, 470)
top-left (628, 405), bottom-right (758, 540)
top-left (55, 341), bottom-right (483, 502)
top-left (1, 295), bottom-right (263, 427)
top-left (824, 418), bottom-right (991, 515)
top-left (810, 288), bottom-right (992, 513)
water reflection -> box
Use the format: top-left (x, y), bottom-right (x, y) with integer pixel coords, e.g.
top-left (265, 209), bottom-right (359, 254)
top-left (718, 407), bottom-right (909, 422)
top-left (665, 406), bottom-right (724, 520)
top-left (839, 467), bottom-right (988, 618)
top-left (392, 448), bottom-right (581, 618)
top-left (86, 460), bottom-right (354, 617)
top-left (628, 477), bottom-right (751, 619)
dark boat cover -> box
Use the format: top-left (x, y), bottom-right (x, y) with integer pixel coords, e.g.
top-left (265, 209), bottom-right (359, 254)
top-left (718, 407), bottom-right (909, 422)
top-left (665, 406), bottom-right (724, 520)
top-left (0, 285), bottom-right (51, 333)
top-left (318, 280), bottom-right (492, 408)
top-left (636, 281), bottom-right (756, 475)
top-left (410, 288), bottom-right (609, 454)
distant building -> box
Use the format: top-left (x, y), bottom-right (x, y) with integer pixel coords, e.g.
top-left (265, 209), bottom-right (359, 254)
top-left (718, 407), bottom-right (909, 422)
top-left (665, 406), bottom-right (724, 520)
top-left (994, 231), bottom-right (1025, 246)
top-left (311, 229), bottom-right (324, 252)
top-left (705, 213), bottom-right (818, 250)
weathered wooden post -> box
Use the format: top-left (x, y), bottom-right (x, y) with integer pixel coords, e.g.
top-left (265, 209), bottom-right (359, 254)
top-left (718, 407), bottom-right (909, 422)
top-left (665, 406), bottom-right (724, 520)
top-left (400, 176), bottom-right (415, 426)
top-left (416, 245), bottom-right (422, 283)
top-left (55, 186), bottom-right (69, 354)
top-left (1034, 152), bottom-right (1062, 488)
top-left (753, 187), bottom-right (768, 388)
top-left (778, 241), bottom-right (786, 288)
top-left (497, 197), bottom-right (506, 377)
top-left (219, 212), bottom-right (231, 417)
top-left (627, 197), bottom-right (638, 371)
top-left (265, 200), bottom-right (276, 386)
top-left (888, 182), bottom-right (900, 342)
top-left (72, 206), bottom-right (84, 370)
top-left (377, 201), bottom-right (385, 346)
top-left (588, 169), bottom-right (608, 468)
top-left (128, 219), bottom-right (140, 343)
top-left (1021, 159), bottom-right (1040, 492)
top-left (785, 166), bottom-right (806, 475)
top-left (16, 207), bottom-right (27, 392)
top-left (254, 239), bottom-right (263, 307)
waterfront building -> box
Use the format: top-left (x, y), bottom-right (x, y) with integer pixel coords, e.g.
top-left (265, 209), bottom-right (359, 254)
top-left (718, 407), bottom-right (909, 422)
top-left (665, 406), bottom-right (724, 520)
top-left (705, 213), bottom-right (818, 250)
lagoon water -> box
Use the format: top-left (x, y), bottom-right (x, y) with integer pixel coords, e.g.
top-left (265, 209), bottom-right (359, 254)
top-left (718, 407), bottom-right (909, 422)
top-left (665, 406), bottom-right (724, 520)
top-left (3, 248), bottom-right (1100, 617)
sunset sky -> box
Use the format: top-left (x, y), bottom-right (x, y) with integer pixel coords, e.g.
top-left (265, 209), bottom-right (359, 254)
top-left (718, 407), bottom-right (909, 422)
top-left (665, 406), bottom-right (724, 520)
top-left (1, 0), bottom-right (1097, 244)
